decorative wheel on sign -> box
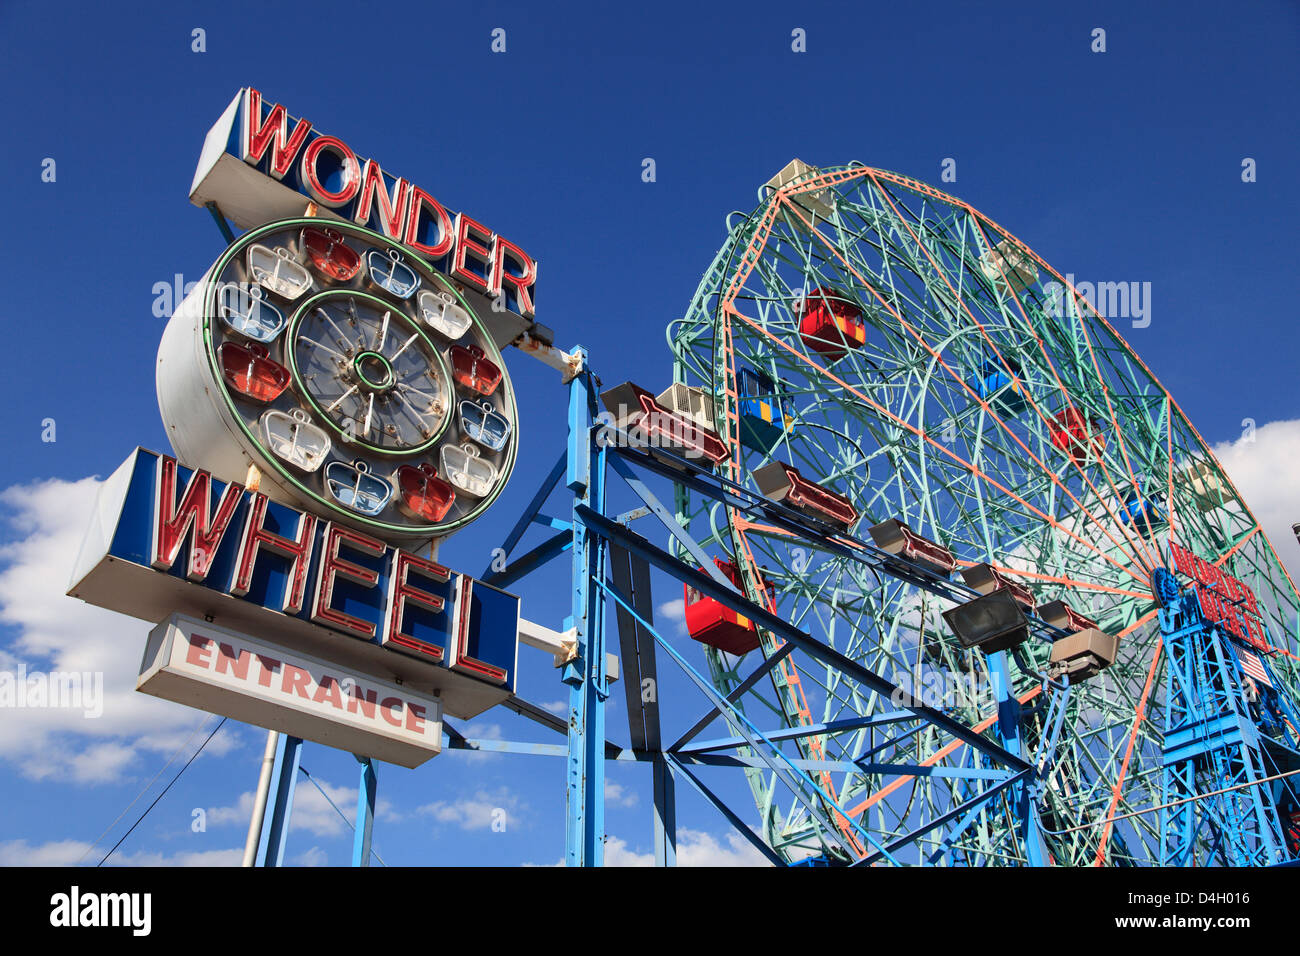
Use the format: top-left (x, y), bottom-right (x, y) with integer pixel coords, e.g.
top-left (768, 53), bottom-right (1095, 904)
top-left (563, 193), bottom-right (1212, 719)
top-left (157, 217), bottom-right (518, 547)
top-left (666, 161), bottom-right (1300, 864)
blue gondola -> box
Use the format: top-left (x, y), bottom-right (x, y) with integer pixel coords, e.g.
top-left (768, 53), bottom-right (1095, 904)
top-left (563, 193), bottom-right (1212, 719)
top-left (967, 358), bottom-right (1027, 414)
top-left (365, 249), bottom-right (420, 299)
top-left (459, 400), bottom-right (512, 452)
top-left (1120, 490), bottom-right (1167, 532)
top-left (218, 283), bottom-right (286, 343)
top-left (324, 460), bottom-right (393, 516)
top-left (737, 366), bottom-right (792, 453)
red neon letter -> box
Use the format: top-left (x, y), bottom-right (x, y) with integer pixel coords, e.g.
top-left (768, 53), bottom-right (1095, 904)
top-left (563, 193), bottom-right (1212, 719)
top-left (353, 159), bottom-right (410, 239)
top-left (491, 234), bottom-right (538, 319)
top-left (448, 578), bottom-right (509, 685)
top-left (385, 551), bottom-right (450, 661)
top-left (241, 88), bottom-right (313, 180)
top-left (301, 135), bottom-right (361, 207)
top-left (229, 493), bottom-right (317, 614)
top-left (311, 523), bottom-right (384, 639)
top-left (403, 187), bottom-right (454, 258)
top-left (152, 457), bottom-right (243, 581)
top-left (450, 213), bottom-right (493, 293)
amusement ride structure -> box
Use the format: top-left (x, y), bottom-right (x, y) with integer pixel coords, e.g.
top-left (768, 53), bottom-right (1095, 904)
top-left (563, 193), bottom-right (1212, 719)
top-left (81, 89), bottom-right (1300, 868)
top-left (440, 159), bottom-right (1300, 867)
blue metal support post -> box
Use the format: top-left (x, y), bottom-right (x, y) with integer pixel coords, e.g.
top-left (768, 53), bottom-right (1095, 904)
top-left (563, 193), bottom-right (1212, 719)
top-left (255, 734), bottom-right (302, 867)
top-left (653, 757), bottom-right (677, 866)
top-left (563, 349), bottom-right (610, 866)
top-left (352, 756), bottom-right (377, 867)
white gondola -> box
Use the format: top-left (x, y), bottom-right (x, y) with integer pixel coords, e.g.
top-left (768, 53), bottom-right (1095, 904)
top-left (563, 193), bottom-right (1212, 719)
top-left (1185, 460), bottom-right (1231, 512)
top-left (218, 283), bottom-right (286, 343)
top-left (260, 408), bottom-right (331, 472)
top-left (417, 289), bottom-right (473, 340)
top-left (979, 238), bottom-right (1038, 296)
top-left (440, 442), bottom-right (497, 498)
top-left (459, 400), bottom-right (512, 452)
top-left (324, 460), bottom-right (392, 516)
top-left (366, 249), bottom-right (420, 299)
top-left (246, 244), bottom-right (313, 300)
top-left (656, 383), bottom-right (716, 432)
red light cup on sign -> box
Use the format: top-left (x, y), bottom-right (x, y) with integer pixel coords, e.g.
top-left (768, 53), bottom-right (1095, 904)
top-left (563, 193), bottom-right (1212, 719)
top-left (219, 341), bottom-right (291, 403)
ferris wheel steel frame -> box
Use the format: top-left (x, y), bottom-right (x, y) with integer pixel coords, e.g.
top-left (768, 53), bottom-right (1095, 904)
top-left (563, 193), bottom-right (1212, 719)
top-left (219, 161), bottom-right (1300, 867)
top-left (663, 163), bottom-right (1300, 866)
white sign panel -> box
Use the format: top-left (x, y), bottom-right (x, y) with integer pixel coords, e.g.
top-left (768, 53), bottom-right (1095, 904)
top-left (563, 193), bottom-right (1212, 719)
top-left (140, 614), bottom-right (443, 767)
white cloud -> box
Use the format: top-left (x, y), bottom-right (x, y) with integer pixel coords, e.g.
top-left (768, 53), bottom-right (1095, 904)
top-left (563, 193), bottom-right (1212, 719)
top-left (0, 838), bottom-right (242, 867)
top-left (206, 778), bottom-right (399, 839)
top-left (0, 477), bottom-right (243, 783)
top-left (604, 779), bottom-right (639, 808)
top-left (658, 598), bottom-right (687, 635)
top-left (417, 787), bottom-right (526, 831)
top-left (534, 828), bottom-right (771, 867)
top-left (541, 700), bottom-right (567, 715)
top-left (294, 846), bottom-right (329, 867)
top-left (1211, 419), bottom-right (1300, 580)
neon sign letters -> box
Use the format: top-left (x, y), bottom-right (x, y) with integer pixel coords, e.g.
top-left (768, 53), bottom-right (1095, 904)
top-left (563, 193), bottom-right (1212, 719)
top-left (69, 448), bottom-right (519, 717)
top-left (193, 88), bottom-right (538, 319)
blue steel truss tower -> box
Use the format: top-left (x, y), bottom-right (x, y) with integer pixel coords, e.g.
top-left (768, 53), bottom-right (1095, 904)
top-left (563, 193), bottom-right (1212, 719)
top-left (1154, 567), bottom-right (1300, 866)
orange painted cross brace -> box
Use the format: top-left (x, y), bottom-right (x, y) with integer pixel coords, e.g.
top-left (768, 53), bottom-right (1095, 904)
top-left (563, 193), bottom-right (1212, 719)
top-left (866, 180), bottom-right (1163, 576)
top-left (1092, 611), bottom-right (1163, 865)
top-left (722, 301), bottom-right (1151, 590)
top-left (775, 189), bottom-right (1159, 580)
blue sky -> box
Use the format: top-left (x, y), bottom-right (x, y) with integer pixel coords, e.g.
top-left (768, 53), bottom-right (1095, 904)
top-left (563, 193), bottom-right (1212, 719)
top-left (0, 0), bottom-right (1296, 866)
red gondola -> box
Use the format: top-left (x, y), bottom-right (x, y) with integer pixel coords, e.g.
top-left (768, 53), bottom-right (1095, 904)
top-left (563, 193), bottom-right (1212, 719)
top-left (683, 558), bottom-right (768, 655)
top-left (797, 287), bottom-right (866, 361)
top-left (301, 226), bottom-right (361, 282)
top-left (1050, 408), bottom-right (1106, 465)
top-left (450, 344), bottom-right (502, 396)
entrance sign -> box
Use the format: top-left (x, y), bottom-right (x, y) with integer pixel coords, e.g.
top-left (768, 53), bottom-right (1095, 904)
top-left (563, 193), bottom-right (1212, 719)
top-left (69, 448), bottom-right (520, 720)
top-left (141, 614), bottom-right (444, 767)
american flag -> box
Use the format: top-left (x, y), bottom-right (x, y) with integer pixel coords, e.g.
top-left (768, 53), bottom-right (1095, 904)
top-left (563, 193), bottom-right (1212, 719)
top-left (1238, 649), bottom-right (1272, 688)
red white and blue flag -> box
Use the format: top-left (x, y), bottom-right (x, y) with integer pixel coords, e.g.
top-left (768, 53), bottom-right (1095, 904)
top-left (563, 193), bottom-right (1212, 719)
top-left (1238, 649), bottom-right (1272, 688)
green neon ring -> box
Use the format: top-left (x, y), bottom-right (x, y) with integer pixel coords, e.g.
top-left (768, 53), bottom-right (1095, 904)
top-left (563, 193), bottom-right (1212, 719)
top-left (200, 217), bottom-right (519, 538)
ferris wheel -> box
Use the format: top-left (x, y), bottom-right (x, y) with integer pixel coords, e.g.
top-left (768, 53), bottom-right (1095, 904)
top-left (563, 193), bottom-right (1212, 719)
top-left (666, 161), bottom-right (1300, 865)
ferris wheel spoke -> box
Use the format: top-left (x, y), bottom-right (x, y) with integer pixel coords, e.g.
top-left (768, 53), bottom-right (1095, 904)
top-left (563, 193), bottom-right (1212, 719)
top-left (962, 220), bottom-right (1168, 571)
top-left (324, 384), bottom-right (359, 414)
top-left (938, 211), bottom-right (1168, 573)
top-left (784, 193), bottom-right (1156, 580)
top-left (1065, 288), bottom-right (1169, 569)
top-left (810, 319), bottom-right (1149, 585)
top-left (297, 335), bottom-right (347, 361)
top-left (857, 178), bottom-right (1162, 576)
